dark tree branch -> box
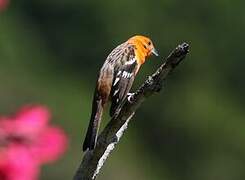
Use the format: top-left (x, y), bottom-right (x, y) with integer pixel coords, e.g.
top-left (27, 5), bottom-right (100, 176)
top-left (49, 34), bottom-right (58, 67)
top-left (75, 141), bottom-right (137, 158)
top-left (74, 42), bottom-right (190, 180)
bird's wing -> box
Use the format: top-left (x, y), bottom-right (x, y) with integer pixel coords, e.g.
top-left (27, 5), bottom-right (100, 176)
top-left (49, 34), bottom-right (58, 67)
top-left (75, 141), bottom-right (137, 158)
top-left (109, 49), bottom-right (138, 116)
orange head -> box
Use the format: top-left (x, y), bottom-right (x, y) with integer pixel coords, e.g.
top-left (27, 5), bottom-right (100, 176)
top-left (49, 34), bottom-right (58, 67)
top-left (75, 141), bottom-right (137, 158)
top-left (128, 35), bottom-right (158, 65)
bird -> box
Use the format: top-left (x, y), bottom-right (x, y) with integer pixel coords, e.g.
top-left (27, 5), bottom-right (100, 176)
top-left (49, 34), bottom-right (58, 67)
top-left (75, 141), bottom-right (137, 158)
top-left (83, 35), bottom-right (158, 151)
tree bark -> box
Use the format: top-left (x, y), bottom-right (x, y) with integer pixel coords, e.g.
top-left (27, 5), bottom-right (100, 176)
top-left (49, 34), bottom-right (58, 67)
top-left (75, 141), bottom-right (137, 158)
top-left (74, 42), bottom-right (190, 180)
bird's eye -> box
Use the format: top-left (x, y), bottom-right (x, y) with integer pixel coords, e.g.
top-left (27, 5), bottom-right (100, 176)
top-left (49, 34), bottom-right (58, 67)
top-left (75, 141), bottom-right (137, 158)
top-left (143, 45), bottom-right (147, 49)
top-left (148, 42), bottom-right (151, 45)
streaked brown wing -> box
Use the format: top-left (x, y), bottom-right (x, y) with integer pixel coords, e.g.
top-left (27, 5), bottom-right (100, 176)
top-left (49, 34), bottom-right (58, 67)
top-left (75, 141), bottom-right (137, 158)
top-left (109, 54), bottom-right (138, 116)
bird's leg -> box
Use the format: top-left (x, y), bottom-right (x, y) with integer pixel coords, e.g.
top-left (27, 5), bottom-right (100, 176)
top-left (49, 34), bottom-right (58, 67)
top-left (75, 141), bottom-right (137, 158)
top-left (127, 93), bottom-right (135, 103)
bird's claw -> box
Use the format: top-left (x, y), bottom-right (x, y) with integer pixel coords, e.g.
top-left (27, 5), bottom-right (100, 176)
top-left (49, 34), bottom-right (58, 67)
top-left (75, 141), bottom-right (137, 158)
top-left (127, 93), bottom-right (135, 103)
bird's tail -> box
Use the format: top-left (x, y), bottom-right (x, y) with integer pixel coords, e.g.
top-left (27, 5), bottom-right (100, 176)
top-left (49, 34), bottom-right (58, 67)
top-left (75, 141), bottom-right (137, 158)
top-left (83, 97), bottom-right (103, 151)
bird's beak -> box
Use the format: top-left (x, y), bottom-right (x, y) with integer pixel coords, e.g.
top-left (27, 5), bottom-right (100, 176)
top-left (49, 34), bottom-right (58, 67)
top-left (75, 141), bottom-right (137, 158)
top-left (151, 48), bottom-right (159, 56)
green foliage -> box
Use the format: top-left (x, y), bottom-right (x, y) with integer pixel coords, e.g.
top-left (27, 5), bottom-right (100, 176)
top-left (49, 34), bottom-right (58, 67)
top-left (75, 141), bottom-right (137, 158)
top-left (0, 0), bottom-right (244, 179)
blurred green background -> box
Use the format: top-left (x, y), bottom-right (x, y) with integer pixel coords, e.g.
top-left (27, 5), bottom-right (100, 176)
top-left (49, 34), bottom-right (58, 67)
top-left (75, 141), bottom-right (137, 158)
top-left (1, 0), bottom-right (245, 180)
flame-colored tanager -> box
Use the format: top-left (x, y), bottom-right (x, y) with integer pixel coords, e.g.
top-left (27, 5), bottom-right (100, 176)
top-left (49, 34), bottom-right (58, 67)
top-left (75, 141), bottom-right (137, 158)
top-left (83, 35), bottom-right (158, 151)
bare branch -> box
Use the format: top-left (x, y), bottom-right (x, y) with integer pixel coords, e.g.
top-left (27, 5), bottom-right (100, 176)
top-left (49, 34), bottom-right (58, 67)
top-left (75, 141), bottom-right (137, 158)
top-left (74, 42), bottom-right (190, 180)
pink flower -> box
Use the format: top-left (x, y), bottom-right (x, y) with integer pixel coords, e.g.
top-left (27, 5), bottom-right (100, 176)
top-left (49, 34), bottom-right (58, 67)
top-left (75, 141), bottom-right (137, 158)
top-left (0, 145), bottom-right (39, 180)
top-left (0, 105), bottom-right (68, 180)
top-left (0, 0), bottom-right (9, 12)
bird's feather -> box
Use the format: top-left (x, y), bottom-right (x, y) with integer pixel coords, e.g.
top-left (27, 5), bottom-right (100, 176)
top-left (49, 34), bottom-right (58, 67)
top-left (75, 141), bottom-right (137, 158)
top-left (110, 51), bottom-right (138, 116)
